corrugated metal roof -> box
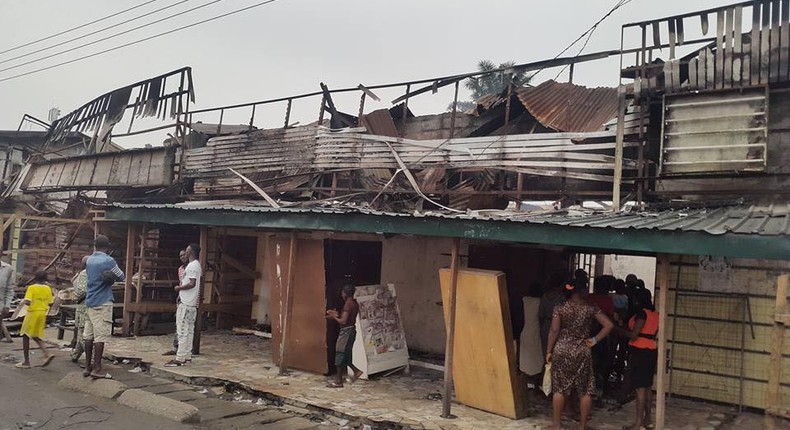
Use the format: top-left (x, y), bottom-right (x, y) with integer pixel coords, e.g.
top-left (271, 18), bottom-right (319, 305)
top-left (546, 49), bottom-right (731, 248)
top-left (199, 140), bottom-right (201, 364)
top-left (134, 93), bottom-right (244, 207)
top-left (516, 80), bottom-right (619, 133)
top-left (109, 201), bottom-right (790, 237)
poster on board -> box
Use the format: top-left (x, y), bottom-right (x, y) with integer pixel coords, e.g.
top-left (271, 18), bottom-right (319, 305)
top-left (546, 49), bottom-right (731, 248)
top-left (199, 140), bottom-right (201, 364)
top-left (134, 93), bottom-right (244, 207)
top-left (351, 283), bottom-right (409, 379)
top-left (698, 255), bottom-right (735, 292)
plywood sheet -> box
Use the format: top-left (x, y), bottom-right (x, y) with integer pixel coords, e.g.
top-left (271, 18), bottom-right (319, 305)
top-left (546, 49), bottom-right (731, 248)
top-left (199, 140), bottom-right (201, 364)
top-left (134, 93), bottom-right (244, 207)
top-left (439, 268), bottom-right (526, 419)
top-left (269, 237), bottom-right (327, 374)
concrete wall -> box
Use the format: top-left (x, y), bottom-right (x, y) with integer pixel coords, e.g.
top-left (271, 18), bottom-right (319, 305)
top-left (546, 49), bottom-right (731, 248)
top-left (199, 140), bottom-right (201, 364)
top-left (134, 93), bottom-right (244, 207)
top-left (603, 254), bottom-right (657, 292)
top-left (380, 235), bottom-right (460, 355)
top-left (251, 233), bottom-right (271, 326)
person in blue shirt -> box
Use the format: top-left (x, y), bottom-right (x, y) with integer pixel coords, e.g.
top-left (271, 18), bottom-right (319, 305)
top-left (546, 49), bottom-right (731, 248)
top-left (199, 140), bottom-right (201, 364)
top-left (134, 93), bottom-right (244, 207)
top-left (83, 235), bottom-right (124, 379)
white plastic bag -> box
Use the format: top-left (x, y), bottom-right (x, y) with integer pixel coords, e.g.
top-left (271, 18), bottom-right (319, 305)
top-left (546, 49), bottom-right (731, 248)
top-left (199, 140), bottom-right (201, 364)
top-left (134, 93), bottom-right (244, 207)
top-left (542, 363), bottom-right (552, 396)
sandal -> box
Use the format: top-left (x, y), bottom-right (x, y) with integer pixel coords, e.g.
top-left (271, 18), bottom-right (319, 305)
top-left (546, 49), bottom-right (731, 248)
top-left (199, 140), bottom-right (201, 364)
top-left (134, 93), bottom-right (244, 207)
top-left (15, 362), bottom-right (31, 369)
top-left (350, 370), bottom-right (363, 384)
top-left (326, 382), bottom-right (343, 388)
top-left (90, 372), bottom-right (113, 380)
top-left (41, 355), bottom-right (54, 367)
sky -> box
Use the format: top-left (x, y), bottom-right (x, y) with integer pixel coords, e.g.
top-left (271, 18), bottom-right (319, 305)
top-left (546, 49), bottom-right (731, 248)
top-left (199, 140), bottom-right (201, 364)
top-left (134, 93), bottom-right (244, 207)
top-left (0, 0), bottom-right (727, 148)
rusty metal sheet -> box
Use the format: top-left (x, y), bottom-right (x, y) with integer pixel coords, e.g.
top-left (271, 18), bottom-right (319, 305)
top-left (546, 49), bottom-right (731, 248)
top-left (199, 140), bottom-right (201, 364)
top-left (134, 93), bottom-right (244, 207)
top-left (515, 80), bottom-right (619, 133)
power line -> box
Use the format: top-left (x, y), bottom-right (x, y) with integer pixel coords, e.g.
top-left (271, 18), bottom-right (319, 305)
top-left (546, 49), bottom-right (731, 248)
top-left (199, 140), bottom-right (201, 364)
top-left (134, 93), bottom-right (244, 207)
top-left (0, 0), bottom-right (282, 83)
top-left (526, 0), bottom-right (635, 80)
top-left (553, 0), bottom-right (635, 80)
top-left (0, 0), bottom-right (195, 66)
top-left (0, 0), bottom-right (160, 56)
top-left (0, 0), bottom-right (225, 73)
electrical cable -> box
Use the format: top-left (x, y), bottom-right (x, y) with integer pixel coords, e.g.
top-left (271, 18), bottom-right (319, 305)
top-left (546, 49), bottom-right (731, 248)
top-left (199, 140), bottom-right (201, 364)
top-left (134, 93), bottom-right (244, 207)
top-left (526, 0), bottom-right (635, 80)
top-left (0, 0), bottom-right (160, 56)
top-left (552, 0), bottom-right (635, 80)
top-left (0, 0), bottom-right (281, 83)
top-left (0, 0), bottom-right (194, 66)
top-left (0, 0), bottom-right (225, 73)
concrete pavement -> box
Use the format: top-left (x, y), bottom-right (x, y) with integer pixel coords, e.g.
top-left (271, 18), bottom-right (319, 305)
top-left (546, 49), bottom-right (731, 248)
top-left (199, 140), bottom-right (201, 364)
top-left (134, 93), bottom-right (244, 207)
top-left (0, 339), bottom-right (344, 430)
top-left (0, 350), bottom-right (194, 430)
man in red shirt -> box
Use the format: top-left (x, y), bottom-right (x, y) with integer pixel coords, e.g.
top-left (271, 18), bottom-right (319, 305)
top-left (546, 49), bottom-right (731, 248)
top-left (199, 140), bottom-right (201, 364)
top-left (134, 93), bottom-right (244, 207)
top-left (588, 275), bottom-right (616, 396)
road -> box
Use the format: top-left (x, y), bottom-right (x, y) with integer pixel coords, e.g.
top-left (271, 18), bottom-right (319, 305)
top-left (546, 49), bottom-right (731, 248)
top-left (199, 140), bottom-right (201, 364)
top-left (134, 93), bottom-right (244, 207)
top-left (0, 344), bottom-right (339, 430)
top-left (0, 351), bottom-right (194, 430)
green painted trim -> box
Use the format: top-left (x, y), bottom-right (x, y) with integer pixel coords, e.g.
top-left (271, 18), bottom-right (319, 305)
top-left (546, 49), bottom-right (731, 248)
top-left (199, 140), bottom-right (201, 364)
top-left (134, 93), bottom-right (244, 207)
top-left (105, 207), bottom-right (790, 260)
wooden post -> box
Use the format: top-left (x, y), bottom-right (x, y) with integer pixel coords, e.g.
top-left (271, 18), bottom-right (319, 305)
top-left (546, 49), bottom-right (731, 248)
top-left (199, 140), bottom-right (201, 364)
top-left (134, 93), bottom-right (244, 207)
top-left (132, 225), bottom-right (146, 336)
top-left (655, 254), bottom-right (670, 430)
top-left (766, 275), bottom-right (788, 420)
top-left (122, 223), bottom-right (136, 337)
top-left (612, 88), bottom-right (627, 212)
top-left (279, 231), bottom-right (298, 375)
top-left (441, 237), bottom-right (461, 418)
top-left (192, 226), bottom-right (208, 355)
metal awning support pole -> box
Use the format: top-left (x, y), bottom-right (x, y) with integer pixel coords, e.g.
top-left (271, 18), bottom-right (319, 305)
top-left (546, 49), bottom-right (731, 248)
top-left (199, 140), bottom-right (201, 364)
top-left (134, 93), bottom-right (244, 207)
top-left (279, 231), bottom-right (298, 375)
top-left (655, 254), bottom-right (670, 430)
top-left (612, 87), bottom-right (626, 211)
top-left (192, 226), bottom-right (208, 355)
top-left (441, 237), bottom-right (461, 418)
top-left (122, 223), bottom-right (136, 337)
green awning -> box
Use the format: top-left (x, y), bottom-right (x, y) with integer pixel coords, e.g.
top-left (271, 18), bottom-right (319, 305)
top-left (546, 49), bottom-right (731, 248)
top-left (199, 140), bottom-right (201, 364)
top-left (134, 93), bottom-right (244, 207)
top-left (105, 206), bottom-right (790, 260)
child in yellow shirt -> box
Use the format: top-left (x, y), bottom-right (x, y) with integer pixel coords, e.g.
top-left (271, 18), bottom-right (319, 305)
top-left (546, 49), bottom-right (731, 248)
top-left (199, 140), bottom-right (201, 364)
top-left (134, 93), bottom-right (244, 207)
top-left (17, 270), bottom-right (54, 368)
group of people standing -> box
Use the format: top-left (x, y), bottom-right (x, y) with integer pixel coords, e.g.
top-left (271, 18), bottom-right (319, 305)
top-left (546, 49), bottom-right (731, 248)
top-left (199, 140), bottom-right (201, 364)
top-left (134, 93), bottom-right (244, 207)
top-left (18, 234), bottom-right (124, 379)
top-left (12, 234), bottom-right (202, 376)
top-left (524, 270), bottom-right (658, 430)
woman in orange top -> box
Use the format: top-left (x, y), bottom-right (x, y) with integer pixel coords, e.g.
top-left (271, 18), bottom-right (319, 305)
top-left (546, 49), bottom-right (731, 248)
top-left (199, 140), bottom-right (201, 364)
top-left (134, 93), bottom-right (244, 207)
top-left (616, 288), bottom-right (659, 430)
top-left (17, 270), bottom-right (54, 369)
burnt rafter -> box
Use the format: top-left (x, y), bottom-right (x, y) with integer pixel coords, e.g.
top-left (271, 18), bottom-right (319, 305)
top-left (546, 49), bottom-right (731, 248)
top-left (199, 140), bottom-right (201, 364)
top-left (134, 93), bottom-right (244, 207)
top-left (45, 67), bottom-right (195, 152)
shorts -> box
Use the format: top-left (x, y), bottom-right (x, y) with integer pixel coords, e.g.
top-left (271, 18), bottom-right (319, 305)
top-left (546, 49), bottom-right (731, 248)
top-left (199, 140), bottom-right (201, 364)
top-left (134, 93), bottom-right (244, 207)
top-left (629, 346), bottom-right (658, 389)
top-left (83, 303), bottom-right (113, 343)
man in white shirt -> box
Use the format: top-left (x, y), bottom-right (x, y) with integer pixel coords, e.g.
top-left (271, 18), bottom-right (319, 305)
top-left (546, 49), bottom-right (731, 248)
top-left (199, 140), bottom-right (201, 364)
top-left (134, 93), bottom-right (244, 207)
top-left (0, 250), bottom-right (16, 342)
top-left (165, 243), bottom-right (201, 367)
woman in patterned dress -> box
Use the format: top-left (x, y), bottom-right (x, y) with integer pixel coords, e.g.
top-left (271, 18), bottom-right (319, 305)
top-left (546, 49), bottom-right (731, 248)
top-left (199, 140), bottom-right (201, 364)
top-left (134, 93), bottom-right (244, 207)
top-left (546, 279), bottom-right (614, 429)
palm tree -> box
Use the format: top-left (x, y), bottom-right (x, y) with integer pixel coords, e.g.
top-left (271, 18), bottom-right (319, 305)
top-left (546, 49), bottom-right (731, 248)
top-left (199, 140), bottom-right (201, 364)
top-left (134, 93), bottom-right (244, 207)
top-left (448, 60), bottom-right (530, 111)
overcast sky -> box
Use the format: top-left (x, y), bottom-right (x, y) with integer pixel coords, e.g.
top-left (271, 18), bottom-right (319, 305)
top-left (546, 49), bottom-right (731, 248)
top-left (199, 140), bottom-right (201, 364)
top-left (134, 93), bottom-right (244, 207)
top-left (0, 0), bottom-right (726, 148)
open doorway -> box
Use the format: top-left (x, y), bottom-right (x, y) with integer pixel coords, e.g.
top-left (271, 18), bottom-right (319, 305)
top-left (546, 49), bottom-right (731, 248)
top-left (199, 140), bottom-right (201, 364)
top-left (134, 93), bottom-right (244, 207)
top-left (323, 239), bottom-right (383, 377)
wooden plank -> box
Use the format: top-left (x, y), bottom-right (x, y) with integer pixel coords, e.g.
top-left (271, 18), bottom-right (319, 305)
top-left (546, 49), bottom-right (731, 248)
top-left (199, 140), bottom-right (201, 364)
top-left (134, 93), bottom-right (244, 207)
top-left (221, 253), bottom-right (260, 279)
top-left (732, 6), bottom-right (743, 86)
top-left (717, 10), bottom-right (726, 89)
top-left (724, 7), bottom-right (734, 88)
top-left (192, 226), bottom-right (208, 355)
top-left (762, 0), bottom-right (772, 84)
top-left (612, 88), bottom-right (626, 211)
top-left (688, 58), bottom-right (699, 90)
top-left (772, 0), bottom-right (782, 82)
top-left (672, 59), bottom-right (681, 92)
top-left (782, 0), bottom-right (790, 80)
top-left (752, 1), bottom-right (763, 85)
top-left (765, 275), bottom-right (787, 418)
top-left (652, 21), bottom-right (661, 47)
top-left (669, 18), bottom-right (677, 59)
top-left (132, 225), bottom-right (146, 337)
top-left (270, 236), bottom-right (327, 374)
top-left (441, 238), bottom-right (460, 419)
top-left (439, 267), bottom-right (526, 420)
top-left (122, 223), bottom-right (135, 337)
top-left (697, 49), bottom-right (708, 89)
top-left (655, 254), bottom-right (670, 430)
top-left (279, 232), bottom-right (298, 374)
top-left (706, 47), bottom-right (716, 89)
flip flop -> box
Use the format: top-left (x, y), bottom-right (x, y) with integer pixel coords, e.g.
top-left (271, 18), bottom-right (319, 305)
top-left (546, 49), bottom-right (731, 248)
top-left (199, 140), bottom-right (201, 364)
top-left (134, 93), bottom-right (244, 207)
top-left (326, 382), bottom-right (343, 388)
top-left (41, 355), bottom-right (54, 367)
top-left (15, 362), bottom-right (30, 369)
top-left (350, 370), bottom-right (363, 384)
top-left (90, 372), bottom-right (113, 380)
top-left (83, 367), bottom-right (92, 377)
